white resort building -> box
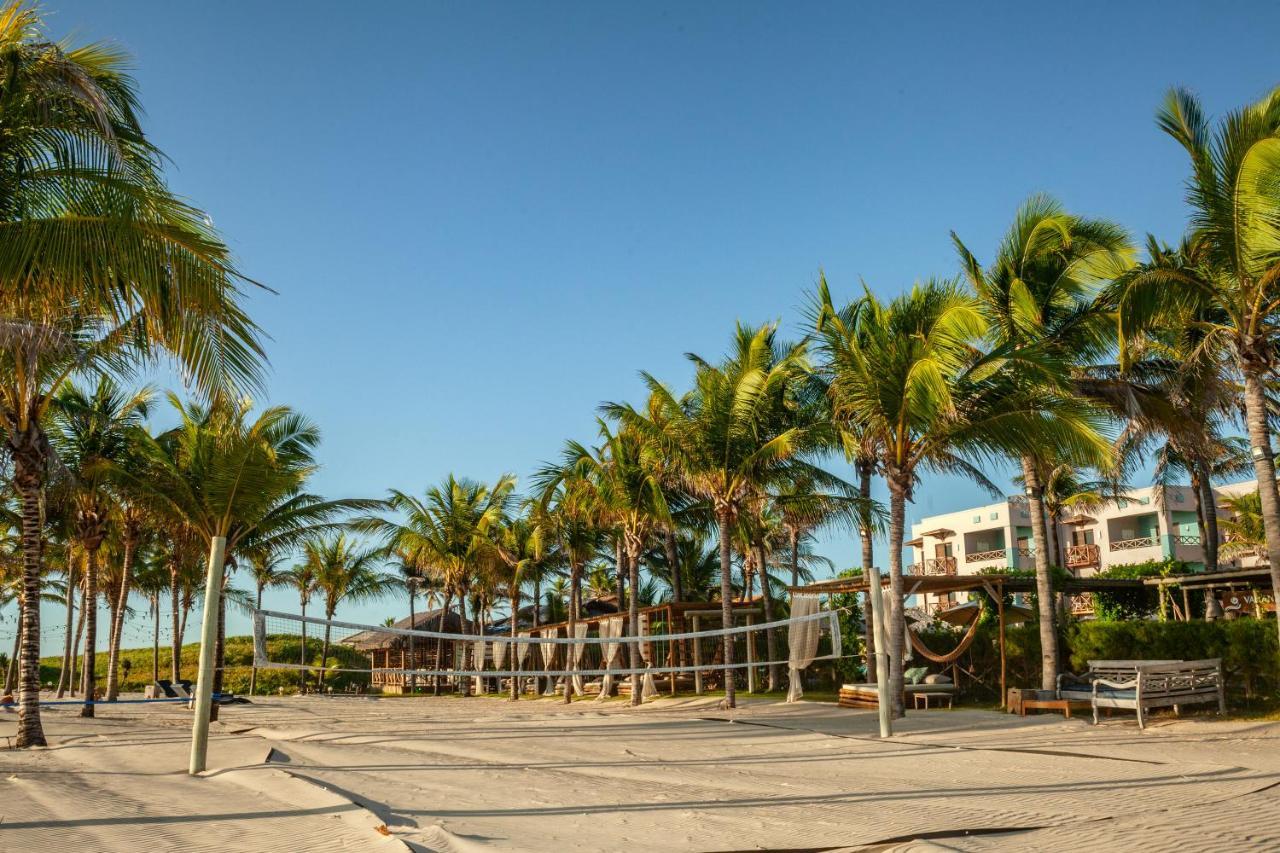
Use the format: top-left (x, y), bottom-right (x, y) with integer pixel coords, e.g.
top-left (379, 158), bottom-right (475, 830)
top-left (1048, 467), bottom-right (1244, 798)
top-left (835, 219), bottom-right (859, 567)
top-left (907, 479), bottom-right (1263, 615)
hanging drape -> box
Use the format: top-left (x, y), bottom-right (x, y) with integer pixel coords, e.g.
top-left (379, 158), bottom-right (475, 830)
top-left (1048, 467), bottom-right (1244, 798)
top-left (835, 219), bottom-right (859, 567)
top-left (492, 639), bottom-right (508, 670)
top-left (786, 594), bottom-right (822, 702)
top-left (472, 639), bottom-right (487, 693)
top-left (638, 613), bottom-right (659, 700)
top-left (540, 630), bottom-right (559, 695)
top-left (596, 617), bottom-right (623, 701)
top-left (571, 621), bottom-right (589, 696)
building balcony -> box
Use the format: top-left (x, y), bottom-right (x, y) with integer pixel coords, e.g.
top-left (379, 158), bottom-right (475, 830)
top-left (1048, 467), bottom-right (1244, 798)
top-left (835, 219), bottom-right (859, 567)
top-left (1108, 536), bottom-right (1157, 552)
top-left (911, 557), bottom-right (957, 576)
top-left (964, 548), bottom-right (1005, 564)
top-left (1065, 543), bottom-right (1100, 569)
top-left (1172, 534), bottom-right (1201, 546)
top-left (1069, 592), bottom-right (1095, 616)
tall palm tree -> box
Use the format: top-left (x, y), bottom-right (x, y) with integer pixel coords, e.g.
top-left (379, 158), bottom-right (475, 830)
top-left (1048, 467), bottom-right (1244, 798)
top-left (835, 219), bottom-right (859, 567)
top-left (245, 549), bottom-right (286, 695)
top-left (609, 323), bottom-right (819, 709)
top-left (360, 474), bottom-right (516, 695)
top-left (812, 278), bottom-right (1105, 711)
top-left (279, 562), bottom-right (317, 689)
top-left (953, 195), bottom-right (1130, 689)
top-left (303, 535), bottom-right (396, 689)
top-left (1115, 86), bottom-right (1280, 645)
top-left (48, 377), bottom-right (151, 716)
top-left (491, 510), bottom-right (547, 700)
top-left (0, 4), bottom-right (266, 749)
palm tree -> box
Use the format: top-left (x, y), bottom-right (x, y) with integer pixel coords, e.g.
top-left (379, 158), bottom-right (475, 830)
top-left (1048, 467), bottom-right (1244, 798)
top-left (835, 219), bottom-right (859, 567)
top-left (245, 550), bottom-right (286, 695)
top-left (813, 278), bottom-right (1105, 711)
top-left (953, 195), bottom-right (1129, 689)
top-left (388, 545), bottom-right (438, 694)
top-left (48, 377), bottom-right (151, 716)
top-left (280, 562), bottom-right (317, 689)
top-left (131, 553), bottom-right (170, 686)
top-left (0, 4), bottom-right (266, 749)
top-left (303, 535), bottom-right (396, 689)
top-left (360, 474), bottom-right (516, 696)
top-left (1115, 87), bottom-right (1280, 645)
top-left (609, 323), bottom-right (819, 709)
top-left (1219, 491), bottom-right (1267, 562)
top-left (492, 510), bottom-right (547, 700)
top-left (120, 397), bottom-right (358, 772)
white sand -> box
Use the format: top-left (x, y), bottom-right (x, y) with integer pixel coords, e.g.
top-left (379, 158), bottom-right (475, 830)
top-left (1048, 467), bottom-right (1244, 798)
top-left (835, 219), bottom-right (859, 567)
top-left (2, 694), bottom-right (1278, 851)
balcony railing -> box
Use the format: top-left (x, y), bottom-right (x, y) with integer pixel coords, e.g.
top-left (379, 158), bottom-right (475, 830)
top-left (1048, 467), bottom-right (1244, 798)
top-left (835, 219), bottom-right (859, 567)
top-left (1065, 543), bottom-right (1100, 568)
top-left (965, 548), bottom-right (1005, 563)
top-left (1173, 534), bottom-right (1202, 546)
top-left (910, 557), bottom-right (957, 576)
top-left (1013, 547), bottom-right (1036, 559)
top-left (1069, 592), bottom-right (1095, 616)
top-left (1109, 536), bottom-right (1157, 551)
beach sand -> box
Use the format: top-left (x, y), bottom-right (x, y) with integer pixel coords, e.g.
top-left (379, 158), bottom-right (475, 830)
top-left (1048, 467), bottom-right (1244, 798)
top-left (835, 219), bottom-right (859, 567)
top-left (2, 694), bottom-right (1278, 851)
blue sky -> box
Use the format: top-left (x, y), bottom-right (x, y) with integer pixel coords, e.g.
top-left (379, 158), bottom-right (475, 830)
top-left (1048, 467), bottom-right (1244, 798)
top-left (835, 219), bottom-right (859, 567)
top-left (21, 1), bottom-right (1280, 647)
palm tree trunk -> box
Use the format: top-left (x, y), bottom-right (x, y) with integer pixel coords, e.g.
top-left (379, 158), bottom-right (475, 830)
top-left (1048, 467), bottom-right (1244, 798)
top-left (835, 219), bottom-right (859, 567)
top-left (407, 587), bottom-right (416, 694)
top-left (80, 547), bottom-right (100, 718)
top-left (209, 582), bottom-right (225, 721)
top-left (858, 461), bottom-right (876, 684)
top-left (13, 455), bottom-right (47, 747)
top-left (434, 592), bottom-right (449, 696)
top-left (1046, 504), bottom-right (1062, 569)
top-left (299, 598), bottom-right (308, 693)
top-left (151, 593), bottom-right (160, 685)
top-left (318, 612), bottom-right (333, 691)
top-left (886, 479), bottom-right (907, 718)
top-left (457, 592), bottom-right (470, 697)
top-left (5, 615), bottom-right (20, 695)
top-left (754, 543), bottom-right (780, 692)
top-left (105, 534), bottom-right (137, 700)
top-left (249, 584), bottom-right (263, 695)
top-left (565, 560), bottom-right (581, 705)
top-left (1197, 460), bottom-right (1220, 571)
top-left (789, 527), bottom-right (800, 589)
top-left (70, 591), bottom-right (85, 696)
top-left (664, 529), bottom-right (683, 603)
top-left (625, 540), bottom-right (641, 707)
top-left (716, 508), bottom-right (736, 709)
top-left (1242, 369), bottom-right (1280, 648)
top-left (170, 562), bottom-right (182, 683)
top-left (509, 584), bottom-right (520, 701)
top-left (55, 562), bottom-right (75, 698)
top-left (614, 539), bottom-right (625, 609)
top-left (1020, 455), bottom-right (1059, 691)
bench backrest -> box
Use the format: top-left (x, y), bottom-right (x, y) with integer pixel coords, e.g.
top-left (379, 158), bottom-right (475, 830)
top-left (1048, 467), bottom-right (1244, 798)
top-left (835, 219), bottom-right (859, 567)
top-left (1136, 658), bottom-right (1222, 695)
top-left (1085, 660), bottom-right (1181, 682)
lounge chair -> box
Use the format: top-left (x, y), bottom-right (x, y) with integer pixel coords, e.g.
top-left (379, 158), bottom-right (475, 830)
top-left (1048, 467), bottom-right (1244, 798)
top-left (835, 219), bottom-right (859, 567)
top-left (150, 680), bottom-right (180, 699)
top-left (838, 681), bottom-right (956, 709)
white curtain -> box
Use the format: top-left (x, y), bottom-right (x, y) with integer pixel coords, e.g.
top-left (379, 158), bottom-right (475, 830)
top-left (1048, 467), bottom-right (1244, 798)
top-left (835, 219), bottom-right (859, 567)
top-left (786, 594), bottom-right (822, 702)
top-left (638, 613), bottom-right (659, 701)
top-left (596, 616), bottom-right (623, 701)
top-left (515, 632), bottom-right (531, 695)
top-left (472, 639), bottom-right (487, 693)
top-left (571, 622), bottom-right (589, 696)
top-left (540, 630), bottom-right (559, 696)
top-left (493, 639), bottom-right (508, 670)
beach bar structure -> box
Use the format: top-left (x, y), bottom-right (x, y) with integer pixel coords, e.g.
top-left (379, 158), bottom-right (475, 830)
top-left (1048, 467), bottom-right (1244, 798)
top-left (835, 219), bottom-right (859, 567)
top-left (790, 572), bottom-right (1147, 706)
top-left (344, 608), bottom-right (474, 693)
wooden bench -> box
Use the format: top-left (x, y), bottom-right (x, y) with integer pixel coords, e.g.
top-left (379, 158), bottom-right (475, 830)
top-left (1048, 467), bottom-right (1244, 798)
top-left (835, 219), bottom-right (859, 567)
top-left (1057, 659), bottom-right (1179, 705)
top-left (1062, 659), bottom-right (1225, 729)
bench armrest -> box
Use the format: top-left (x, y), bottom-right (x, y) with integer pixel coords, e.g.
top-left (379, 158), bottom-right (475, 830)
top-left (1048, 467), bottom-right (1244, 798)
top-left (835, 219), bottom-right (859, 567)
top-left (1092, 677), bottom-right (1137, 691)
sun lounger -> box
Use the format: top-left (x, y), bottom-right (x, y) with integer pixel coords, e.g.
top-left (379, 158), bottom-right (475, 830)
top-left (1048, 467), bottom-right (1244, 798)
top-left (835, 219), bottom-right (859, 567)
top-left (150, 680), bottom-right (180, 698)
top-left (838, 681), bottom-right (956, 709)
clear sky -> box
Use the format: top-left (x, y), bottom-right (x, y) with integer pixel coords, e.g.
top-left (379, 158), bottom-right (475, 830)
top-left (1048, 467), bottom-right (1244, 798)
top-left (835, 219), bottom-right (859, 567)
top-left (19, 0), bottom-right (1280, 649)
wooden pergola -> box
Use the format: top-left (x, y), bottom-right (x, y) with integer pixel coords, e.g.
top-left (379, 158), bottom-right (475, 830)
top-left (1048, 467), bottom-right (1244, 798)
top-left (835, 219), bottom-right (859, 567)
top-left (789, 572), bottom-right (1146, 706)
top-left (1144, 567), bottom-right (1277, 619)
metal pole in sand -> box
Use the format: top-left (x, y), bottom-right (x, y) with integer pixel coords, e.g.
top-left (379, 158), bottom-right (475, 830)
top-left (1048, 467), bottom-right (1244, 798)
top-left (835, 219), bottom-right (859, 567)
top-left (866, 565), bottom-right (892, 738)
top-left (189, 535), bottom-right (226, 774)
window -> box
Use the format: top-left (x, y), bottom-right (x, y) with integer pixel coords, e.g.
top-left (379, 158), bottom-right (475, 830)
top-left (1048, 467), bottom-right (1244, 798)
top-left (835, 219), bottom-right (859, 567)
top-left (1118, 499), bottom-right (1129, 509)
top-left (973, 515), bottom-right (981, 524)
top-left (990, 512), bottom-right (999, 520)
top-left (1139, 497), bottom-right (1150, 505)
top-left (1173, 492), bottom-right (1184, 503)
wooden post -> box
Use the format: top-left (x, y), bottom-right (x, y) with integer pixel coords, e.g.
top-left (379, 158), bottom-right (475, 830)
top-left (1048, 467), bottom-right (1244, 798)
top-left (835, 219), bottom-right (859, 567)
top-left (692, 615), bottom-right (703, 694)
top-left (400, 648), bottom-right (406, 692)
top-left (1182, 586), bottom-right (1191, 622)
top-left (997, 583), bottom-right (1007, 709)
top-left (745, 613), bottom-right (756, 694)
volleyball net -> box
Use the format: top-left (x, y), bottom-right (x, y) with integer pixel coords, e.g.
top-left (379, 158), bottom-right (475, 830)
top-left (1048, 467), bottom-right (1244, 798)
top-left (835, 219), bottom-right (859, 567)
top-left (252, 599), bottom-right (844, 696)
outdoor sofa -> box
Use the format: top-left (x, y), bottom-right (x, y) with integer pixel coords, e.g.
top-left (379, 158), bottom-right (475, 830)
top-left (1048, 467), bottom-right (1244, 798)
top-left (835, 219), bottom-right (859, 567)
top-left (1058, 658), bottom-right (1226, 728)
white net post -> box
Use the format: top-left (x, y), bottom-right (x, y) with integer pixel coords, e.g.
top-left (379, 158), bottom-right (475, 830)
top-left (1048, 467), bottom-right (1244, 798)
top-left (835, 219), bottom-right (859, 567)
top-left (571, 622), bottom-right (588, 697)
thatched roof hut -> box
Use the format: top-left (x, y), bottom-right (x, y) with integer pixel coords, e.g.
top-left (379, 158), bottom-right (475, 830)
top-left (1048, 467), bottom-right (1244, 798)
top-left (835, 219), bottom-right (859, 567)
top-left (343, 608), bottom-right (475, 652)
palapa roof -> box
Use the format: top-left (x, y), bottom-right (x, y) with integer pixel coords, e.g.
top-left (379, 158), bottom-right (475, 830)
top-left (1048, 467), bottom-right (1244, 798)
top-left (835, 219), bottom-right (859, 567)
top-left (919, 528), bottom-right (956, 539)
top-left (342, 607), bottom-right (475, 651)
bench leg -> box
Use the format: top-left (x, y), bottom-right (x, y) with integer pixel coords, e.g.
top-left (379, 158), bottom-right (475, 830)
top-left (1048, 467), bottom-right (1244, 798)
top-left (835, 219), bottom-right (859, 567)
top-left (1092, 702), bottom-right (1099, 726)
top-left (1136, 704), bottom-right (1145, 730)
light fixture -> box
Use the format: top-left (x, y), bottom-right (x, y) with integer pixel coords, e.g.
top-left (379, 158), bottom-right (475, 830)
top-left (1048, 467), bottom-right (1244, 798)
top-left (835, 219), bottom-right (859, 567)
top-left (1252, 445), bottom-right (1272, 461)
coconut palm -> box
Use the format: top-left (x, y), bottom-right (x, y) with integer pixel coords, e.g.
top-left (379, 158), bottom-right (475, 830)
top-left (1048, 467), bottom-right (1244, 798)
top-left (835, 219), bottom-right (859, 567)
top-left (492, 511), bottom-right (547, 699)
top-left (360, 474), bottom-right (516, 696)
top-left (279, 562), bottom-right (317, 689)
top-left (1113, 86), bottom-right (1280, 645)
top-left (953, 195), bottom-right (1130, 689)
top-left (1219, 491), bottom-right (1267, 561)
top-left (0, 3), bottom-right (266, 748)
top-left (813, 277), bottom-right (1107, 711)
top-left (608, 323), bottom-right (819, 709)
top-left (48, 377), bottom-right (151, 716)
top-left (303, 535), bottom-right (396, 689)
top-left (244, 549), bottom-right (286, 695)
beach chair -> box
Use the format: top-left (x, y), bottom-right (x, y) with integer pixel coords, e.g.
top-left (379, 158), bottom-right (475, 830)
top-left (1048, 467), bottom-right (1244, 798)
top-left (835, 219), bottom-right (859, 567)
top-left (150, 680), bottom-right (179, 699)
top-left (174, 679), bottom-right (194, 699)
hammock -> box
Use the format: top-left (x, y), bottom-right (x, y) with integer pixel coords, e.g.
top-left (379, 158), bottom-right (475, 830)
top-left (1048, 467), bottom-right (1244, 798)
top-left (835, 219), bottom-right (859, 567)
top-left (907, 607), bottom-right (982, 664)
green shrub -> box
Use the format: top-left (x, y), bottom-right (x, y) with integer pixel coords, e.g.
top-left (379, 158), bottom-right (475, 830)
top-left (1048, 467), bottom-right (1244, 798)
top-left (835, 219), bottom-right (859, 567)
top-left (1092, 559), bottom-right (1192, 621)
